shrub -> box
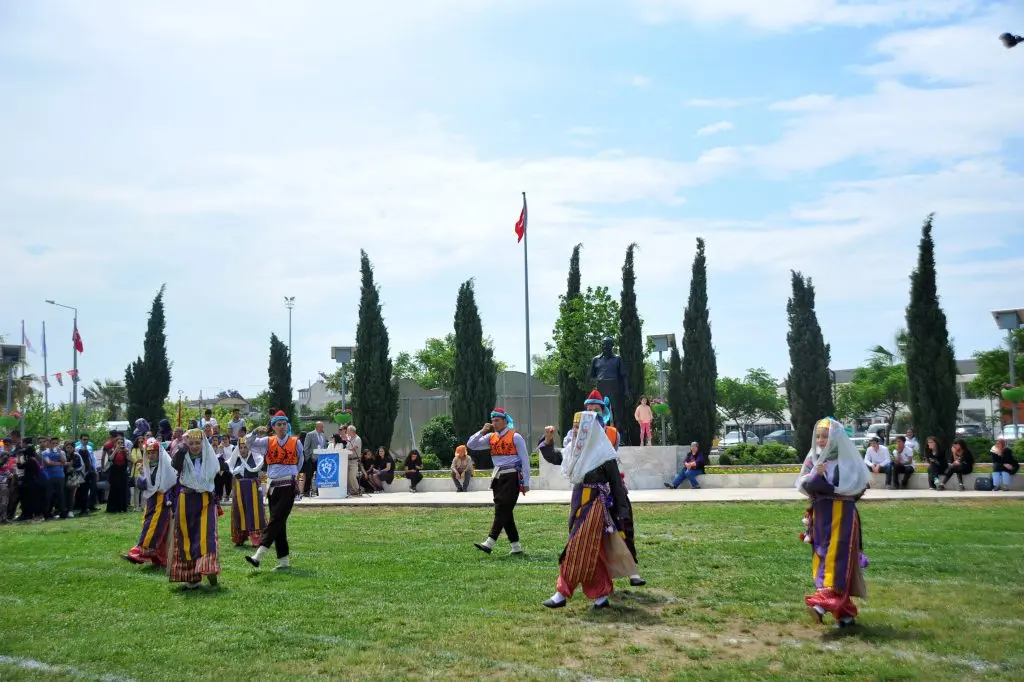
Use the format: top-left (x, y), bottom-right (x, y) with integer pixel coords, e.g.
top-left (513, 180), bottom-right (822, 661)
top-left (720, 443), bottom-right (758, 464)
top-left (530, 451), bottom-right (539, 469)
top-left (719, 442), bottom-right (798, 465)
top-left (964, 437), bottom-right (994, 458)
top-left (718, 452), bottom-right (733, 466)
top-left (419, 452), bottom-right (442, 470)
top-left (1015, 438), bottom-right (1024, 459)
top-left (419, 414), bottom-right (459, 468)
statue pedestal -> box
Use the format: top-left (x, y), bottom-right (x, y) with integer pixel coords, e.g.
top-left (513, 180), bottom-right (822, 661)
top-left (535, 446), bottom-right (683, 491)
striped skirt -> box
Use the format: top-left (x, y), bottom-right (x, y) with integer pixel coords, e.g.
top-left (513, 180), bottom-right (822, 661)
top-left (124, 492), bottom-right (171, 565)
top-left (231, 477), bottom-right (266, 546)
top-left (167, 489), bottom-right (220, 583)
top-left (556, 484), bottom-right (636, 599)
top-left (805, 497), bottom-right (865, 619)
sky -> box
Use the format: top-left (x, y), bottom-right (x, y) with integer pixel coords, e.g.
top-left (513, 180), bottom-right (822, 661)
top-left (2, 0), bottom-right (1024, 404)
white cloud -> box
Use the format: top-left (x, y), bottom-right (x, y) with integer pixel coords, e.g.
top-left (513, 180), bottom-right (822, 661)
top-left (768, 94), bottom-right (837, 112)
top-left (629, 74), bottom-right (652, 88)
top-left (696, 121), bottom-right (734, 137)
top-left (685, 97), bottom-right (760, 108)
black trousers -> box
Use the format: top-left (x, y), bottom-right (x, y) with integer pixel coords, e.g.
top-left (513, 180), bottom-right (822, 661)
top-left (261, 483), bottom-right (296, 558)
top-left (889, 463), bottom-right (915, 488)
top-left (301, 457), bottom-right (315, 495)
top-left (942, 462), bottom-right (972, 486)
top-left (927, 462), bottom-right (946, 488)
top-left (406, 471), bottom-right (423, 488)
top-left (46, 478), bottom-right (67, 518)
top-left (488, 473), bottom-right (520, 542)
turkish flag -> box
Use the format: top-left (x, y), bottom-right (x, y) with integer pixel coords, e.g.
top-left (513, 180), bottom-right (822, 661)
top-left (514, 194), bottom-right (527, 243)
top-left (72, 323), bottom-right (84, 353)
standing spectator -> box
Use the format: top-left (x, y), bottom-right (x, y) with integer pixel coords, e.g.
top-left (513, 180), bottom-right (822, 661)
top-left (41, 437), bottom-right (68, 519)
top-left (18, 446), bottom-right (43, 522)
top-left (157, 418), bottom-right (173, 444)
top-left (2, 430), bottom-right (23, 518)
top-left (404, 450), bottom-right (424, 493)
top-left (0, 451), bottom-right (16, 523)
top-left (372, 446), bottom-right (395, 490)
top-left (990, 439), bottom-right (1019, 491)
top-left (64, 441), bottom-right (84, 517)
top-left (923, 436), bottom-right (947, 490)
top-left (227, 409), bottom-right (246, 445)
top-left (105, 436), bottom-right (131, 513)
top-left (665, 442), bottom-right (706, 489)
top-left (75, 432), bottom-right (98, 511)
top-left (451, 445), bottom-right (474, 492)
top-left (74, 447), bottom-right (95, 516)
top-left (345, 425), bottom-right (362, 497)
top-left (130, 437), bottom-right (146, 510)
top-left (302, 422), bottom-right (328, 496)
top-left (200, 409), bottom-right (218, 431)
top-left (863, 436), bottom-right (892, 485)
top-left (904, 428), bottom-right (920, 456)
top-left (634, 396), bottom-right (654, 447)
top-left (939, 439), bottom-right (974, 491)
top-left (889, 435), bottom-right (915, 489)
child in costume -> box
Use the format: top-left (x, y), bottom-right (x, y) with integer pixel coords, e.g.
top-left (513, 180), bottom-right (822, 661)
top-left (226, 439), bottom-right (267, 548)
top-left (122, 438), bottom-right (177, 567)
top-left (168, 429), bottom-right (222, 590)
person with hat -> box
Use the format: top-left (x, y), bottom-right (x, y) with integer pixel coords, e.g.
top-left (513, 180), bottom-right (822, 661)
top-left (466, 407), bottom-right (530, 555)
top-left (121, 438), bottom-right (177, 568)
top-left (244, 410), bottom-right (304, 570)
top-left (168, 429), bottom-right (222, 590)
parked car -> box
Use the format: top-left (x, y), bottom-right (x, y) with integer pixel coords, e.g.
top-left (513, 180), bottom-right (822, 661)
top-left (1000, 424), bottom-right (1023, 443)
top-left (955, 424), bottom-right (985, 438)
top-left (849, 431), bottom-right (870, 449)
top-left (762, 429), bottom-right (794, 446)
top-left (865, 423), bottom-right (889, 440)
top-left (721, 431), bottom-right (760, 447)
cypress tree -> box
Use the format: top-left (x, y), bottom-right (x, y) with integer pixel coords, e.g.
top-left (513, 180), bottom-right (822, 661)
top-left (678, 238), bottom-right (717, 455)
top-left (617, 243), bottom-right (645, 445)
top-left (452, 279), bottom-right (498, 467)
top-left (124, 284), bottom-right (170, 426)
top-left (352, 250), bottom-right (400, 450)
top-left (905, 214), bottom-right (959, 449)
top-left (667, 336), bottom-right (684, 445)
top-left (267, 333), bottom-right (295, 425)
top-left (557, 244), bottom-right (586, 437)
top-left (785, 271), bottom-right (834, 457)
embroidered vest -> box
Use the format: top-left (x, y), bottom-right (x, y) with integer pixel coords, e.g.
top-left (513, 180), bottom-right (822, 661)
top-left (489, 430), bottom-right (518, 456)
top-left (266, 436), bottom-right (299, 466)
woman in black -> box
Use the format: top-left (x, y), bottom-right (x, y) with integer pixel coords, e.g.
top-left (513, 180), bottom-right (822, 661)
top-left (358, 450), bottom-right (381, 493)
top-left (924, 436), bottom-right (947, 490)
top-left (17, 447), bottom-right (43, 522)
top-left (105, 437), bottom-right (131, 513)
top-left (404, 450), bottom-right (425, 493)
top-left (939, 438), bottom-right (974, 491)
top-left (372, 446), bottom-right (395, 490)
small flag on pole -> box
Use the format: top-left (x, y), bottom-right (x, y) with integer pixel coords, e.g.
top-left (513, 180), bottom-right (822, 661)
top-left (55, 372), bottom-right (64, 386)
top-left (72, 323), bottom-right (84, 353)
top-left (22, 328), bottom-right (35, 354)
top-left (515, 193), bottom-right (527, 243)
top-left (68, 369), bottom-right (80, 383)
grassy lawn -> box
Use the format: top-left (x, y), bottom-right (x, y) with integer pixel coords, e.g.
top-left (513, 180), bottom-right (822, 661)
top-left (1, 500), bottom-right (1023, 681)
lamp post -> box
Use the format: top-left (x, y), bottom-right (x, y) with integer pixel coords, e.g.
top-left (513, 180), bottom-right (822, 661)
top-left (46, 299), bottom-right (79, 438)
top-left (999, 32), bottom-right (1023, 48)
top-left (284, 296), bottom-right (295, 359)
top-left (647, 333), bottom-right (676, 446)
top-left (331, 346), bottom-right (356, 411)
top-left (991, 308), bottom-right (1024, 440)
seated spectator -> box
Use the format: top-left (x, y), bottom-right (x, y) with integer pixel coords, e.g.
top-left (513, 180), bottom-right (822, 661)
top-left (863, 436), bottom-right (892, 486)
top-left (939, 438), bottom-right (974, 491)
top-left (357, 450), bottom-right (381, 493)
top-left (403, 450), bottom-right (424, 493)
top-left (990, 439), bottom-right (1019, 491)
top-left (665, 441), bottom-right (705, 489)
top-left (451, 445), bottom-right (474, 492)
top-left (923, 436), bottom-right (947, 490)
top-left (889, 435), bottom-right (915, 489)
top-left (372, 446), bottom-right (395, 489)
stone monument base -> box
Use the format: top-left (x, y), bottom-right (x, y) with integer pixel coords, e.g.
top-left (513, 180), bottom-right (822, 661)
top-left (535, 445), bottom-right (683, 491)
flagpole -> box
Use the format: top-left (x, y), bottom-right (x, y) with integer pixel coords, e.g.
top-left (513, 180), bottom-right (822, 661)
top-left (521, 192), bottom-right (533, 449)
top-left (43, 321), bottom-right (49, 434)
top-left (20, 320), bottom-right (26, 435)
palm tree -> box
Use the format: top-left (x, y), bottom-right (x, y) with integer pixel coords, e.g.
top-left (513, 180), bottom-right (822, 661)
top-left (83, 379), bottom-right (127, 421)
top-left (0, 334), bottom-right (39, 412)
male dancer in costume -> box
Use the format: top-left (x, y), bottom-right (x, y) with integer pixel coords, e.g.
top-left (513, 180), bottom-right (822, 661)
top-left (796, 417), bottom-right (869, 628)
top-left (245, 410), bottom-right (303, 570)
top-left (553, 390), bottom-right (645, 587)
top-left (538, 410), bottom-right (636, 610)
top-left (168, 429), bottom-right (222, 590)
top-left (227, 438), bottom-right (266, 548)
top-left (466, 408), bottom-right (530, 555)
top-left (121, 438), bottom-right (176, 567)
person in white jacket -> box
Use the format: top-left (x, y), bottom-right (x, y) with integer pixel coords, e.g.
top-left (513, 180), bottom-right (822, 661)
top-left (863, 437), bottom-right (892, 485)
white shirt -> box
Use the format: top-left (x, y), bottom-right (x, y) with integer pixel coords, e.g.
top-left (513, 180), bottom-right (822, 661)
top-left (864, 445), bottom-right (892, 467)
top-left (892, 445), bottom-right (914, 466)
top-left (200, 417), bottom-right (218, 430)
top-left (906, 437), bottom-right (919, 454)
top-left (346, 434), bottom-right (361, 460)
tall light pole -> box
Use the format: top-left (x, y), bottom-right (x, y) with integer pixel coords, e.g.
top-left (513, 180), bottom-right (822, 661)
top-left (331, 346), bottom-right (355, 411)
top-left (46, 299), bottom-right (79, 437)
top-left (992, 308), bottom-right (1024, 440)
top-left (284, 296), bottom-right (295, 360)
top-left (647, 333), bottom-right (676, 447)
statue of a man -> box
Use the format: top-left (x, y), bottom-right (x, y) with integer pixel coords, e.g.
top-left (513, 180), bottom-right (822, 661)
top-left (590, 337), bottom-right (630, 431)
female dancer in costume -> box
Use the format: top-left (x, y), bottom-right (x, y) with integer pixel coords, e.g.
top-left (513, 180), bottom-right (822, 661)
top-left (227, 439), bottom-right (267, 548)
top-left (539, 410), bottom-right (636, 610)
top-left (168, 429), bottom-right (222, 590)
top-left (796, 417), bottom-right (869, 628)
top-left (122, 438), bottom-right (177, 567)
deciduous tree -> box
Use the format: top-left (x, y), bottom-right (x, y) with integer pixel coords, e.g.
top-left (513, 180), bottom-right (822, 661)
top-left (716, 369), bottom-right (786, 441)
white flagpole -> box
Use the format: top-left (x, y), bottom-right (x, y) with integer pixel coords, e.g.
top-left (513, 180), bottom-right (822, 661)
top-left (521, 192), bottom-right (533, 448)
top-left (43, 321), bottom-right (49, 434)
top-left (20, 320), bottom-right (26, 435)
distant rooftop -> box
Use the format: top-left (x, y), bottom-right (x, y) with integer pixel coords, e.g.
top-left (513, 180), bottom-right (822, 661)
top-left (832, 359), bottom-right (978, 384)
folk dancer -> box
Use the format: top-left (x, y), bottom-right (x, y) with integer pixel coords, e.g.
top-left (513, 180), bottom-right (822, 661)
top-left (797, 417), bottom-right (870, 628)
top-left (227, 439), bottom-right (267, 548)
top-left (539, 410), bottom-right (636, 610)
top-left (168, 429), bottom-right (222, 590)
top-left (556, 390), bottom-right (645, 586)
top-left (245, 411), bottom-right (304, 570)
top-left (122, 438), bottom-right (177, 567)
top-left (467, 408), bottom-right (530, 555)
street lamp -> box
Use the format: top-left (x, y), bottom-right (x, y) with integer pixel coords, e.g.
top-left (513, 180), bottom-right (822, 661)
top-left (284, 297), bottom-right (295, 359)
top-left (331, 346), bottom-right (356, 411)
top-left (991, 308), bottom-right (1024, 440)
top-left (999, 32), bottom-right (1023, 48)
top-left (647, 333), bottom-right (676, 446)
top-left (46, 299), bottom-right (80, 438)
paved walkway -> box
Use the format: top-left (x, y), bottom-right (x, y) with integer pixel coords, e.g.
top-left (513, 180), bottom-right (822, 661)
top-left (298, 488), bottom-right (1024, 507)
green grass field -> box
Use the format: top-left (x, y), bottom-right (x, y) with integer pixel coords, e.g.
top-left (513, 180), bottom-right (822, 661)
top-left (1, 500), bottom-right (1023, 681)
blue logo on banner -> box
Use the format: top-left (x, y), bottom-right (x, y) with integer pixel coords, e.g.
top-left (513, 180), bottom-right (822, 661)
top-left (317, 453), bottom-right (340, 488)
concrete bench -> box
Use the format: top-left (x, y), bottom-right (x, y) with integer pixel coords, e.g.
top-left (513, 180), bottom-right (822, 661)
top-left (663, 471), bottom-right (1020, 491)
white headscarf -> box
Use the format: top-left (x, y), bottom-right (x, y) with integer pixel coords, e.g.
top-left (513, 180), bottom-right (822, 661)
top-left (561, 411), bottom-right (618, 484)
top-left (179, 433), bottom-right (219, 493)
top-left (226, 443), bottom-right (264, 476)
top-left (796, 417), bottom-right (869, 498)
top-left (141, 439), bottom-right (177, 499)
